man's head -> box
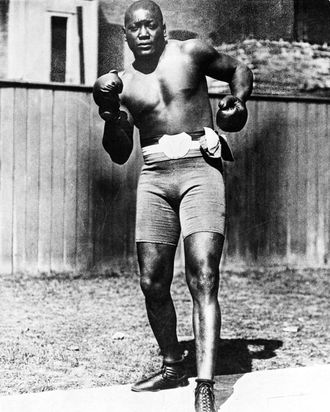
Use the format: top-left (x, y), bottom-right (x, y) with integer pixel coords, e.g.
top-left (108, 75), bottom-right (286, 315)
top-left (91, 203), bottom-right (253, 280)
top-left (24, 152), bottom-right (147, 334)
top-left (123, 1), bottom-right (166, 59)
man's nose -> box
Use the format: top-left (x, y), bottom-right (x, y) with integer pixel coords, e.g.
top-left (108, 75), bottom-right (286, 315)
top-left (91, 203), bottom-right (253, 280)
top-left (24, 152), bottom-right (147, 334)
top-left (138, 25), bottom-right (149, 38)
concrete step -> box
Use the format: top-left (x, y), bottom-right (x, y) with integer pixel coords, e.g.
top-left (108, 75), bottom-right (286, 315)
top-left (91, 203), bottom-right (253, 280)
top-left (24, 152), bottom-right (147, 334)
top-left (0, 365), bottom-right (329, 412)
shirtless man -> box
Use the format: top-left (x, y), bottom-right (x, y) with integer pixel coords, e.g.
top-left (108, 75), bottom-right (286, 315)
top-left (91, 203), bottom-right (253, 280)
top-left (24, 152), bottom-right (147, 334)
top-left (93, 2), bottom-right (253, 411)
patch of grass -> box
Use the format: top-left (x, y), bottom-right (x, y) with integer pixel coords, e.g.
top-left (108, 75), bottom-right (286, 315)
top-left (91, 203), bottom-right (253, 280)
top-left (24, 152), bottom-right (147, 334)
top-left (0, 268), bottom-right (329, 395)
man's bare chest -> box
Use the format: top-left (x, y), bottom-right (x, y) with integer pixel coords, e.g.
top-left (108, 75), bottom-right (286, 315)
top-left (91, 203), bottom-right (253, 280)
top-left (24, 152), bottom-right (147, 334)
top-left (122, 60), bottom-right (201, 114)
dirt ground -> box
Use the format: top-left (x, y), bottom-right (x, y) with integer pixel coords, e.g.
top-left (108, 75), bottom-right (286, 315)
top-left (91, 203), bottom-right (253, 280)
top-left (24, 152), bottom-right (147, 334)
top-left (0, 267), bottom-right (329, 395)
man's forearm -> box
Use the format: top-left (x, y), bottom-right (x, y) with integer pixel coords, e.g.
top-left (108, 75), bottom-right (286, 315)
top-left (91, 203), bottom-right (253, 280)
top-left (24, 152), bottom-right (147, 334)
top-left (103, 115), bottom-right (133, 165)
top-left (229, 64), bottom-right (253, 102)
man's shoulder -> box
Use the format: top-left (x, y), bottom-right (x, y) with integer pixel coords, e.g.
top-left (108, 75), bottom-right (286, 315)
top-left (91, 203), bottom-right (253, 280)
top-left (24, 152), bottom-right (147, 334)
top-left (167, 38), bottom-right (205, 52)
top-left (119, 66), bottom-right (135, 83)
top-left (168, 38), bottom-right (217, 61)
top-left (120, 66), bottom-right (132, 76)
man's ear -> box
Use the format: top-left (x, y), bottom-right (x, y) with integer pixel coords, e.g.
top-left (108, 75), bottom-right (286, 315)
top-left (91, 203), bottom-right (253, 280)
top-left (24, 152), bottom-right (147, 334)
top-left (122, 26), bottom-right (127, 41)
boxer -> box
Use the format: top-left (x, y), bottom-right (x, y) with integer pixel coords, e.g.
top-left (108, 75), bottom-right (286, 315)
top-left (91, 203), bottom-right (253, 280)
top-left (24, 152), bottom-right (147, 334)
top-left (93, 2), bottom-right (253, 411)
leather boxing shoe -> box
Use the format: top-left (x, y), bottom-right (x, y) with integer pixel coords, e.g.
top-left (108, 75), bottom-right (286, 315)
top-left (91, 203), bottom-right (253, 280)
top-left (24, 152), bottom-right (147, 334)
top-left (131, 359), bottom-right (189, 392)
top-left (195, 379), bottom-right (216, 412)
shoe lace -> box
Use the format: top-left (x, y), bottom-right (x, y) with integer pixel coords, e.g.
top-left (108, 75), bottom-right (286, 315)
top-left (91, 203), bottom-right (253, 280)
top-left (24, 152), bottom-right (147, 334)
top-left (197, 383), bottom-right (215, 412)
top-left (161, 364), bottom-right (180, 380)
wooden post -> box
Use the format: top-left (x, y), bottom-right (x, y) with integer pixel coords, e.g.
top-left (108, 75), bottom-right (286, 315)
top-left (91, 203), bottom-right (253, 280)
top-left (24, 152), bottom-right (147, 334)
top-left (77, 6), bottom-right (85, 84)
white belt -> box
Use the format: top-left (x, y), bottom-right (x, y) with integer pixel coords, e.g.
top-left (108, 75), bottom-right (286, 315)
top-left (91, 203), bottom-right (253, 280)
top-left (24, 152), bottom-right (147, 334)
top-left (141, 127), bottom-right (234, 161)
top-left (142, 133), bottom-right (201, 158)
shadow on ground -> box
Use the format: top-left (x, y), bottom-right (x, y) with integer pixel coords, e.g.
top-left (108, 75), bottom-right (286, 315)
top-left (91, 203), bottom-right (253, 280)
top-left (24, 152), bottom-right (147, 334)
top-left (180, 338), bottom-right (283, 377)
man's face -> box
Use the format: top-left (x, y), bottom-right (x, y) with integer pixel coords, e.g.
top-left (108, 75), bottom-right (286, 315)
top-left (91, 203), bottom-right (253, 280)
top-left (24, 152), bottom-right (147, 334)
top-left (124, 8), bottom-right (166, 58)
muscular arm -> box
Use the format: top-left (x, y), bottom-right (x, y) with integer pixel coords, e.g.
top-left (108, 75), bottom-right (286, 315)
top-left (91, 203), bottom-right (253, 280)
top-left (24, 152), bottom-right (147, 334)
top-left (207, 53), bottom-right (253, 102)
top-left (185, 39), bottom-right (253, 102)
top-left (102, 110), bottom-right (134, 165)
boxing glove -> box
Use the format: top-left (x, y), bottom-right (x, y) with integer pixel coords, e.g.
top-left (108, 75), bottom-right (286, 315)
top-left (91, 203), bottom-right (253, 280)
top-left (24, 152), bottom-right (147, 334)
top-left (93, 71), bottom-right (123, 122)
top-left (216, 95), bottom-right (248, 132)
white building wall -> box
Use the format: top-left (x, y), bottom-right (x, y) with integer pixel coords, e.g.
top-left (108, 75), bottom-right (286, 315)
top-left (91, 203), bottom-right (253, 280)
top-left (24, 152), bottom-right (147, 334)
top-left (7, 0), bottom-right (98, 85)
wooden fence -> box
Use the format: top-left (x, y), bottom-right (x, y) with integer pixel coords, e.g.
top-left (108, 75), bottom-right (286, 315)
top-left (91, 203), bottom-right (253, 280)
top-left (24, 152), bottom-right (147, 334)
top-left (210, 96), bottom-right (330, 268)
top-left (0, 81), bottom-right (329, 274)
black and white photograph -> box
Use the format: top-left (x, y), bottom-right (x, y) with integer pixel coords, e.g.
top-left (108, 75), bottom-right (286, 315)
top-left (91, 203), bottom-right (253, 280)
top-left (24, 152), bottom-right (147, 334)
top-left (0, 1), bottom-right (329, 411)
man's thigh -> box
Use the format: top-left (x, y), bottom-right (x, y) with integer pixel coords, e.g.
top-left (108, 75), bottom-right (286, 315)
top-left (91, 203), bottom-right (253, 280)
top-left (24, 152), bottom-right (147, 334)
top-left (135, 172), bottom-right (181, 247)
top-left (179, 158), bottom-right (226, 241)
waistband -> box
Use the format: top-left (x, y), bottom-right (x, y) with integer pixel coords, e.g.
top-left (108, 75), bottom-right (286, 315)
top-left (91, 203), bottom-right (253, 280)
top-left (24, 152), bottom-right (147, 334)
top-left (141, 130), bottom-right (204, 161)
top-left (140, 128), bottom-right (234, 164)
top-left (142, 148), bottom-right (203, 164)
top-left (140, 130), bottom-right (205, 148)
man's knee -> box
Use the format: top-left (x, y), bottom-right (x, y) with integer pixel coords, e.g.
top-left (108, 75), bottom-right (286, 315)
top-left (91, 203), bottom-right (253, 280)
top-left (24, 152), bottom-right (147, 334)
top-left (186, 260), bottom-right (219, 298)
top-left (140, 275), bottom-right (169, 301)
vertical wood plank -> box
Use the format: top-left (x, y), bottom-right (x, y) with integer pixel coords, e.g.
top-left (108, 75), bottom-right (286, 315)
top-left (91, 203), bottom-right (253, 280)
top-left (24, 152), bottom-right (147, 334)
top-left (38, 89), bottom-right (53, 273)
top-left (305, 103), bottom-right (319, 264)
top-left (89, 102), bottom-right (101, 270)
top-left (316, 103), bottom-right (329, 265)
top-left (286, 101), bottom-right (299, 261)
top-left (266, 100), bottom-right (280, 259)
top-left (63, 91), bottom-right (78, 270)
top-left (110, 160), bottom-right (130, 264)
top-left (25, 88), bottom-right (41, 273)
top-left (255, 99), bottom-right (271, 259)
top-left (90, 104), bottom-right (106, 271)
top-left (88, 93), bottom-right (96, 270)
top-left (50, 90), bottom-right (66, 271)
top-left (232, 102), bottom-right (249, 261)
top-left (239, 119), bottom-right (249, 259)
top-left (99, 140), bottom-right (114, 269)
top-left (248, 99), bottom-right (263, 261)
top-left (0, 88), bottom-right (14, 273)
top-left (104, 159), bottom-right (122, 265)
top-left (253, 99), bottom-right (268, 261)
top-left (244, 99), bottom-right (258, 262)
top-left (325, 104), bottom-right (330, 266)
top-left (222, 120), bottom-right (243, 260)
top-left (275, 101), bottom-right (289, 259)
top-left (295, 102), bottom-right (308, 259)
top-left (76, 92), bottom-right (93, 270)
top-left (97, 122), bottom-right (128, 269)
top-left (12, 87), bottom-right (28, 273)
